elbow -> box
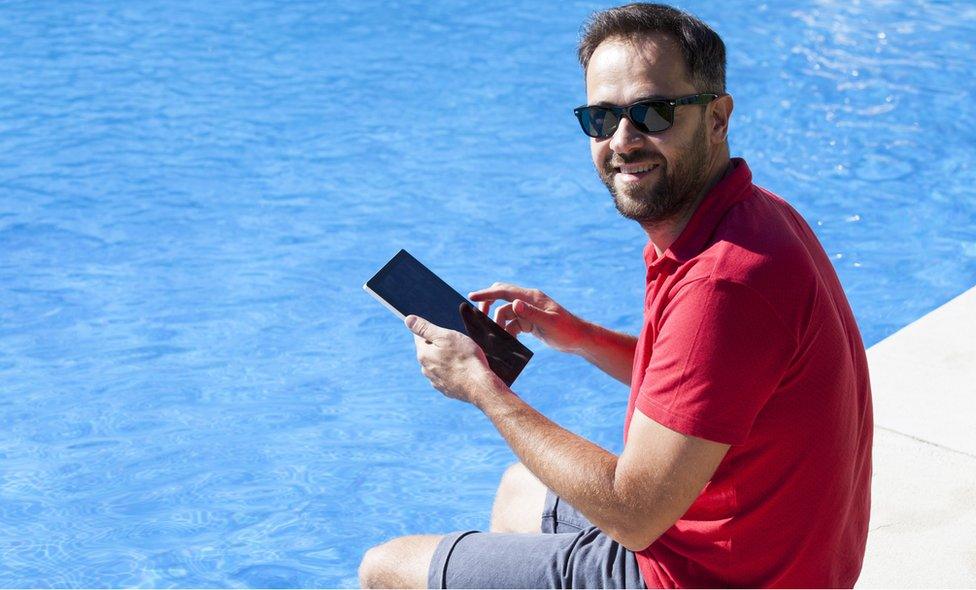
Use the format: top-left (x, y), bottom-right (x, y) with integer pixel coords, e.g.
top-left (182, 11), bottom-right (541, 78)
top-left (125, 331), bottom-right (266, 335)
top-left (620, 533), bottom-right (659, 553)
top-left (604, 486), bottom-right (666, 552)
top-left (606, 522), bottom-right (662, 553)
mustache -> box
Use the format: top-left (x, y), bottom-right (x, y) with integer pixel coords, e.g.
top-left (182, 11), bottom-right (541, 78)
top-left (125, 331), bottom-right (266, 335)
top-left (606, 151), bottom-right (665, 170)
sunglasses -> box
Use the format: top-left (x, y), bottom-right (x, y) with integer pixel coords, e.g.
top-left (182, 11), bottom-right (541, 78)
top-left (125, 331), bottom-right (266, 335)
top-left (573, 93), bottom-right (720, 138)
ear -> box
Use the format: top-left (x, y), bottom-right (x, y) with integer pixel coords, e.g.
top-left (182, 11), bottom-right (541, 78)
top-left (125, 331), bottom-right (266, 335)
top-left (708, 94), bottom-right (734, 145)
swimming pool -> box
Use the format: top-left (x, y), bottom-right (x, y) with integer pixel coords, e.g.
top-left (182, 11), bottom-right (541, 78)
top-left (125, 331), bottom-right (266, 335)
top-left (1, 0), bottom-right (974, 587)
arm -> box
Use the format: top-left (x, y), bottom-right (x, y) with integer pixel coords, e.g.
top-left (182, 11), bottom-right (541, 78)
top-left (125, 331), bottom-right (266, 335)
top-left (577, 321), bottom-right (637, 386)
top-left (404, 312), bottom-right (728, 552)
top-left (468, 282), bottom-right (636, 386)
top-left (474, 377), bottom-right (729, 551)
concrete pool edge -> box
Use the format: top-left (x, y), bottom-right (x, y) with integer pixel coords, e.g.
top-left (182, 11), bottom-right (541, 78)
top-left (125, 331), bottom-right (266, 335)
top-left (857, 284), bottom-right (976, 588)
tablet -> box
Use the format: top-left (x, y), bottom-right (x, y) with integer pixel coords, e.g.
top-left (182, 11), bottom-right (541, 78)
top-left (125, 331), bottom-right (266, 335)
top-left (364, 249), bottom-right (533, 386)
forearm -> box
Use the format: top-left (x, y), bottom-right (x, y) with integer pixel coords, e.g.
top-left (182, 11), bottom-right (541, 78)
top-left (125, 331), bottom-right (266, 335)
top-left (473, 378), bottom-right (655, 550)
top-left (576, 321), bottom-right (637, 386)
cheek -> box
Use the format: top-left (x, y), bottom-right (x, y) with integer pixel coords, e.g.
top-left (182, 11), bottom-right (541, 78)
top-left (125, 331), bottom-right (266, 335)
top-left (590, 139), bottom-right (609, 169)
top-left (644, 137), bottom-right (678, 169)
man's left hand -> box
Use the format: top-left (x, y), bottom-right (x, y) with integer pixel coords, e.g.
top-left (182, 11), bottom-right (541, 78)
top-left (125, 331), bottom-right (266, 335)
top-left (405, 314), bottom-right (499, 404)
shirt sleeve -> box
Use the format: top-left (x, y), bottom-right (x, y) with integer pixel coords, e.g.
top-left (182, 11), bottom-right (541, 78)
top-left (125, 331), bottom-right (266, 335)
top-left (636, 278), bottom-right (796, 445)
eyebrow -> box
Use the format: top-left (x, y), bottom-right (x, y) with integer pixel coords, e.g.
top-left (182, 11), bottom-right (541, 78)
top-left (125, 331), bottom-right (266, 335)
top-left (590, 95), bottom-right (668, 107)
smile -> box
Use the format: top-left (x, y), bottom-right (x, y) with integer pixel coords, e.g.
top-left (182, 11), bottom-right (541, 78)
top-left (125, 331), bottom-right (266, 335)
top-left (615, 163), bottom-right (660, 180)
top-left (618, 163), bottom-right (658, 173)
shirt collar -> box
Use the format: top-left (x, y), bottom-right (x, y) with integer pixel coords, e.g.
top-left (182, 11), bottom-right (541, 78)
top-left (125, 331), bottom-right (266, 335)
top-left (644, 157), bottom-right (753, 271)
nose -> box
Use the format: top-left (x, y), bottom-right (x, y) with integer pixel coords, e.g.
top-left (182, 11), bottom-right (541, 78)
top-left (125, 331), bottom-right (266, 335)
top-left (608, 115), bottom-right (645, 154)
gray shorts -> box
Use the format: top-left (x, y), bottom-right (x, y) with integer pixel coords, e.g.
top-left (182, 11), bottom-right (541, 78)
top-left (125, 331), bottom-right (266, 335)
top-left (427, 490), bottom-right (646, 589)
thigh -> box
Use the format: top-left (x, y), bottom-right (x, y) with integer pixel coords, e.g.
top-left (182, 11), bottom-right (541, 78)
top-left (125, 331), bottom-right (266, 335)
top-left (428, 528), bottom-right (646, 589)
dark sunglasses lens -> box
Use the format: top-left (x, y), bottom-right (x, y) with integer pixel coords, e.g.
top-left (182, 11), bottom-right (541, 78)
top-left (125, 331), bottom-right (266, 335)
top-left (577, 108), bottom-right (600, 137)
top-left (632, 101), bottom-right (672, 132)
top-left (579, 107), bottom-right (618, 138)
top-left (599, 110), bottom-right (619, 137)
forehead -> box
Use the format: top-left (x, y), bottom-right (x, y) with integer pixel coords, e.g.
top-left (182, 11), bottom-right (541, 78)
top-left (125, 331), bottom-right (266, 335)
top-left (584, 34), bottom-right (695, 104)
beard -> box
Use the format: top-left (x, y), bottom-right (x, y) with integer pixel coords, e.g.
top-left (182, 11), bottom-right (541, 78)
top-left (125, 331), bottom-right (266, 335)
top-left (599, 118), bottom-right (710, 224)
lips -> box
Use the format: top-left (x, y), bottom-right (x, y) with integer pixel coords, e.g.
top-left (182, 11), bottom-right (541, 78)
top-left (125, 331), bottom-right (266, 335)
top-left (614, 162), bottom-right (660, 181)
top-left (618, 163), bottom-right (659, 174)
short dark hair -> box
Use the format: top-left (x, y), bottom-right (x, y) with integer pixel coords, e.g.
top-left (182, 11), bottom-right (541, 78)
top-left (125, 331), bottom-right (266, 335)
top-left (578, 3), bottom-right (726, 93)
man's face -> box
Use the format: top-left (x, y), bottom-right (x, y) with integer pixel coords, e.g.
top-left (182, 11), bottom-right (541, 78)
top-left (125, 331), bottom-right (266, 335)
top-left (585, 34), bottom-right (712, 224)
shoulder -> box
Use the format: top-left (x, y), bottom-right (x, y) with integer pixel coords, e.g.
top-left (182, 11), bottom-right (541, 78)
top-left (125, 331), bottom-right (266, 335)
top-left (692, 186), bottom-right (819, 289)
top-left (662, 186), bottom-right (824, 342)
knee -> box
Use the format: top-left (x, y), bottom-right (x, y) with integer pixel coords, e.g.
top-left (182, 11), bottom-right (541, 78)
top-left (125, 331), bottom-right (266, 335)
top-left (358, 542), bottom-right (391, 589)
top-left (359, 535), bottom-right (438, 589)
top-left (498, 462), bottom-right (544, 503)
top-left (500, 462), bottom-right (532, 494)
top-left (491, 462), bottom-right (547, 534)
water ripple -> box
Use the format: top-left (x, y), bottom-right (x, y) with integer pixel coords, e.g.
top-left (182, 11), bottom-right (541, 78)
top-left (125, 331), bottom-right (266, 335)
top-left (1, 0), bottom-right (974, 587)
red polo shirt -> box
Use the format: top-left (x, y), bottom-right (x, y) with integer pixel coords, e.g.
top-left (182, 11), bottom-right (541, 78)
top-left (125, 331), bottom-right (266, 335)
top-left (626, 159), bottom-right (872, 588)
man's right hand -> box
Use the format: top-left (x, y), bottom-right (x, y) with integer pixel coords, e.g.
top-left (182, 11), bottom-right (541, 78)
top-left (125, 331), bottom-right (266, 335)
top-left (468, 283), bottom-right (589, 355)
top-left (469, 282), bottom-right (638, 386)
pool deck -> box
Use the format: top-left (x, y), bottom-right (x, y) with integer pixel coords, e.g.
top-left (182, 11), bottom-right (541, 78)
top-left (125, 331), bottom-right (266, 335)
top-left (857, 285), bottom-right (976, 587)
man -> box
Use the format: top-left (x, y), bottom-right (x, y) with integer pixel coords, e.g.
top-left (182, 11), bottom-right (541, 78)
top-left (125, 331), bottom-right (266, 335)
top-left (359, 3), bottom-right (872, 588)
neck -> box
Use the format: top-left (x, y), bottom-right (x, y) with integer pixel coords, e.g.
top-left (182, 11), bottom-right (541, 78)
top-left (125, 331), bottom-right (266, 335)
top-left (640, 152), bottom-right (732, 257)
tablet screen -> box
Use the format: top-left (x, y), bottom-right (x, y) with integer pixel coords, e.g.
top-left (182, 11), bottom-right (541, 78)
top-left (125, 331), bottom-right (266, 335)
top-left (364, 250), bottom-right (533, 386)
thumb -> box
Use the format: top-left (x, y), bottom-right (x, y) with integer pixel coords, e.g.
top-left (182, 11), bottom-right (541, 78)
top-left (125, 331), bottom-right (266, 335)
top-left (405, 315), bottom-right (435, 340)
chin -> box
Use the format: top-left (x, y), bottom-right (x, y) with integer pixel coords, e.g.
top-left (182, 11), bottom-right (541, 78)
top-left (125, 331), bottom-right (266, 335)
top-left (612, 185), bottom-right (681, 224)
top-left (612, 193), bottom-right (650, 221)
top-left (614, 180), bottom-right (658, 207)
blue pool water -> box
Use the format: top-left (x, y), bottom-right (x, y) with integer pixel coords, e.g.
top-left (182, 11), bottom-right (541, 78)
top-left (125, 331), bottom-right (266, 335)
top-left (1, 0), bottom-right (974, 587)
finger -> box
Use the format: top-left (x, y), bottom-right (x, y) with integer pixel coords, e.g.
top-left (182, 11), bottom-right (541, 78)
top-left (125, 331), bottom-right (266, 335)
top-left (493, 302), bottom-right (514, 325)
top-left (491, 305), bottom-right (522, 333)
top-left (507, 299), bottom-right (550, 334)
top-left (405, 315), bottom-right (436, 344)
top-left (478, 299), bottom-right (494, 317)
top-left (502, 318), bottom-right (527, 337)
top-left (512, 299), bottom-right (545, 322)
top-left (469, 283), bottom-right (536, 304)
